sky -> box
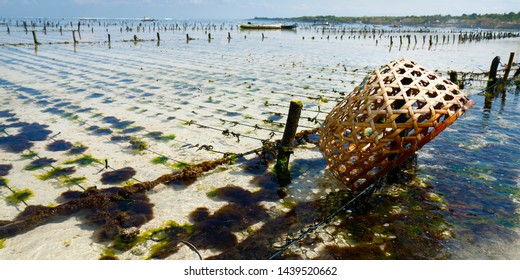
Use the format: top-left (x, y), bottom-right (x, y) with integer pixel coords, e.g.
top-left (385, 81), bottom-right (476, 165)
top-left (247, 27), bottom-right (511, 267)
top-left (0, 0), bottom-right (519, 19)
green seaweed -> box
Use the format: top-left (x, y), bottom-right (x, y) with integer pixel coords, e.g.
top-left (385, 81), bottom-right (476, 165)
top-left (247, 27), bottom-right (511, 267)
top-left (0, 238), bottom-right (5, 249)
top-left (6, 188), bottom-right (33, 205)
top-left (159, 134), bottom-right (176, 141)
top-left (37, 167), bottom-right (76, 181)
top-left (24, 157), bottom-right (57, 171)
top-left (129, 138), bottom-right (148, 153)
top-left (60, 112), bottom-right (79, 121)
top-left (168, 161), bottom-right (190, 170)
top-left (111, 220), bottom-right (193, 254)
top-left (151, 156), bottom-right (169, 164)
top-left (21, 151), bottom-right (38, 159)
top-left (100, 248), bottom-right (117, 259)
top-left (0, 177), bottom-right (8, 187)
top-left (148, 240), bottom-right (170, 259)
top-left (60, 176), bottom-right (87, 186)
top-left (123, 179), bottom-right (138, 187)
top-left (68, 143), bottom-right (88, 155)
top-left (64, 154), bottom-right (102, 166)
top-left (206, 190), bottom-right (217, 198)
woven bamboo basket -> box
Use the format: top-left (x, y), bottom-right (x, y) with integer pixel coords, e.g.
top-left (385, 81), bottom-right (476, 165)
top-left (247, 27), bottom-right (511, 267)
top-left (319, 58), bottom-right (474, 190)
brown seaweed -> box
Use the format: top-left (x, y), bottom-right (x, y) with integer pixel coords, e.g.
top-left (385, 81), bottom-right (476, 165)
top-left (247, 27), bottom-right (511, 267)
top-left (0, 164), bottom-right (13, 176)
top-left (0, 156), bottom-right (233, 240)
top-left (46, 140), bottom-right (73, 152)
top-left (100, 167), bottom-right (136, 185)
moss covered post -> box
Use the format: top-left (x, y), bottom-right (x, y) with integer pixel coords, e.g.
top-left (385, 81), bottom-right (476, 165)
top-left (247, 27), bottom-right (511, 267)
top-left (275, 100), bottom-right (303, 186)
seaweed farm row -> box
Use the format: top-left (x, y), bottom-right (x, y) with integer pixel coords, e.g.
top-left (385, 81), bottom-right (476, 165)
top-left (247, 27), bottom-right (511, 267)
top-left (0, 18), bottom-right (519, 259)
top-left (1, 17), bottom-right (519, 51)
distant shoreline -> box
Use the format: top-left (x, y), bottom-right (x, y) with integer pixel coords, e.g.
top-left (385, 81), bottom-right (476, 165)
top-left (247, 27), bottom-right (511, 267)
top-left (254, 12), bottom-right (520, 29)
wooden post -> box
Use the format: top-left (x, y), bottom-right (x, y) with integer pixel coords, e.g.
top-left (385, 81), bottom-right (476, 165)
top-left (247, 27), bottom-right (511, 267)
top-left (514, 67), bottom-right (520, 78)
top-left (449, 71), bottom-right (458, 85)
top-left (275, 100), bottom-right (303, 186)
top-left (108, 34), bottom-right (111, 43)
top-left (72, 30), bottom-right (77, 43)
top-left (157, 32), bottom-right (160, 42)
top-left (487, 56), bottom-right (501, 89)
top-left (503, 52), bottom-right (515, 81)
top-left (32, 30), bottom-right (40, 45)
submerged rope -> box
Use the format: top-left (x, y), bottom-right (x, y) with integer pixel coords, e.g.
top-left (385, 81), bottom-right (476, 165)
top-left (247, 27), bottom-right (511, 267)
top-left (268, 182), bottom-right (378, 260)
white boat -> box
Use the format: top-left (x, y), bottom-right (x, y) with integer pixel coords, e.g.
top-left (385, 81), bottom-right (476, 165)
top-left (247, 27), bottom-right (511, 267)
top-left (239, 22), bottom-right (297, 30)
top-left (142, 17), bottom-right (156, 22)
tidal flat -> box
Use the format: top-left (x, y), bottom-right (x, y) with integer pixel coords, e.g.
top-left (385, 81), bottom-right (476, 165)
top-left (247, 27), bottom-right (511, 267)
top-left (0, 18), bottom-right (519, 259)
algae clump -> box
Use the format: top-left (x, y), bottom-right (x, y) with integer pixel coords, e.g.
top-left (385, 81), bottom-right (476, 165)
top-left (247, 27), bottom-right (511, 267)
top-left (64, 154), bottom-right (102, 166)
top-left (6, 188), bottom-right (34, 205)
top-left (151, 156), bottom-right (169, 164)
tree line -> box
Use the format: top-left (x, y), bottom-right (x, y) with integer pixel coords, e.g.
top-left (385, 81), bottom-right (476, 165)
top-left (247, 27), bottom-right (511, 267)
top-left (255, 12), bottom-right (520, 29)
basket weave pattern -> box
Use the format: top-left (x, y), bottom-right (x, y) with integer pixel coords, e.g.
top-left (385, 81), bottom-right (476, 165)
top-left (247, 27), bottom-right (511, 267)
top-left (319, 59), bottom-right (474, 190)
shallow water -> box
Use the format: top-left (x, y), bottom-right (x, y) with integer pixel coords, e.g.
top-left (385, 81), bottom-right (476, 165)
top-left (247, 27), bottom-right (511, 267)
top-left (0, 18), bottom-right (519, 259)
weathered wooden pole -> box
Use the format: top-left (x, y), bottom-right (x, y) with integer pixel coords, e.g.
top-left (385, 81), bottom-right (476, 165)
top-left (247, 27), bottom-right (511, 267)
top-left (31, 30), bottom-right (40, 45)
top-left (72, 30), bottom-right (77, 43)
top-left (275, 100), bottom-right (303, 186)
top-left (514, 66), bottom-right (520, 79)
top-left (487, 56), bottom-right (501, 89)
top-left (503, 52), bottom-right (515, 81)
top-left (449, 71), bottom-right (458, 85)
top-left (108, 33), bottom-right (111, 43)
